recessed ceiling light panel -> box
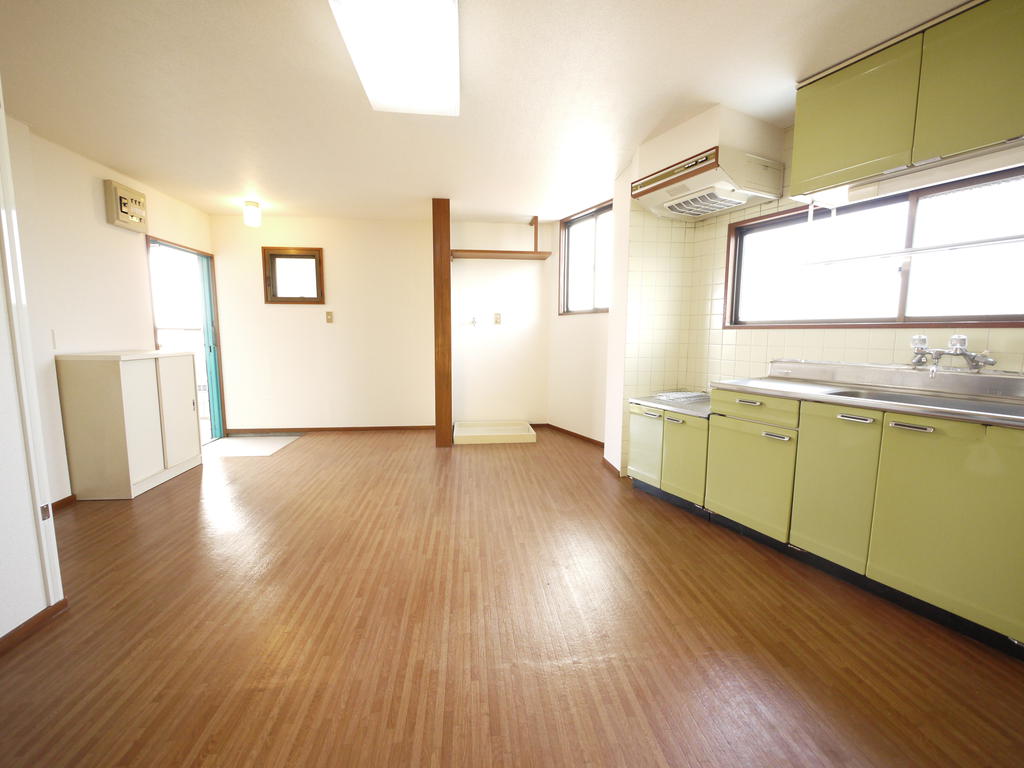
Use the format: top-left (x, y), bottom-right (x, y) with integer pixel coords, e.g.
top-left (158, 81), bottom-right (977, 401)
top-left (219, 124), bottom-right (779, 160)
top-left (328, 0), bottom-right (461, 117)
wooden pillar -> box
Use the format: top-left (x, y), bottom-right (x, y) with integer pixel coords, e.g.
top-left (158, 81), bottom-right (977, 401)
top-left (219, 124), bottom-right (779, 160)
top-left (432, 198), bottom-right (453, 447)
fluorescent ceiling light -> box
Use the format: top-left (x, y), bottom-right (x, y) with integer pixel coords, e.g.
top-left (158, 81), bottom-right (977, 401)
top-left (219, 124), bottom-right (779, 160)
top-left (243, 200), bottom-right (262, 227)
top-left (328, 0), bottom-right (460, 117)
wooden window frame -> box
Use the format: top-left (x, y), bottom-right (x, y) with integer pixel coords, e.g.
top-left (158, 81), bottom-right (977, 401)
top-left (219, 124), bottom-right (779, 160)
top-left (559, 200), bottom-right (612, 316)
top-left (724, 167), bottom-right (1024, 329)
top-left (262, 247), bottom-right (325, 305)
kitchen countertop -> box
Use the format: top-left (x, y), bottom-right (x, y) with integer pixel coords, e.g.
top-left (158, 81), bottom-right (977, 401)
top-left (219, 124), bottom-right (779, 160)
top-left (712, 376), bottom-right (1024, 430)
top-left (629, 392), bottom-right (711, 418)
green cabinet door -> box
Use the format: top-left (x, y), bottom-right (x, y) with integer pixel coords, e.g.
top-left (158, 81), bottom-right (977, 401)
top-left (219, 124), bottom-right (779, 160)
top-left (790, 36), bottom-right (922, 196)
top-left (705, 415), bottom-right (798, 542)
top-left (913, 0), bottom-right (1024, 163)
top-left (790, 402), bottom-right (883, 573)
top-left (868, 414), bottom-right (1024, 639)
top-left (627, 404), bottom-right (664, 486)
top-left (711, 389), bottom-right (800, 429)
top-left (660, 413), bottom-right (708, 506)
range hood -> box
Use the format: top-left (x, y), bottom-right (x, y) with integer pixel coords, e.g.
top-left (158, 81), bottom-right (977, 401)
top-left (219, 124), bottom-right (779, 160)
top-left (631, 146), bottom-right (784, 220)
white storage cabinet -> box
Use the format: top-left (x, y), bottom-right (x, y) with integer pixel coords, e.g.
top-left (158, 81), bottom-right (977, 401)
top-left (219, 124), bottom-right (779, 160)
top-left (56, 351), bottom-right (202, 500)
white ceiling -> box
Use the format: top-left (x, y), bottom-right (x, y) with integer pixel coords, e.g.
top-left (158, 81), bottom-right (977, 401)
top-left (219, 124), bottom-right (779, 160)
top-left (0, 0), bottom-right (961, 221)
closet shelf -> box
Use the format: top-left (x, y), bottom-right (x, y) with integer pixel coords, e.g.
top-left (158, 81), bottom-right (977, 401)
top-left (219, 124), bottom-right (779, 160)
top-left (450, 249), bottom-right (551, 260)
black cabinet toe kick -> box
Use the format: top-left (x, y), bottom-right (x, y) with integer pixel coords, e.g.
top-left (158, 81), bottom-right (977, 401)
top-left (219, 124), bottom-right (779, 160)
top-left (630, 478), bottom-right (1023, 661)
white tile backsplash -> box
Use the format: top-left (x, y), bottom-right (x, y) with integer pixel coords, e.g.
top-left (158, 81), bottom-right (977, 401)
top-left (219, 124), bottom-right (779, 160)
top-left (620, 197), bottom-right (1024, 460)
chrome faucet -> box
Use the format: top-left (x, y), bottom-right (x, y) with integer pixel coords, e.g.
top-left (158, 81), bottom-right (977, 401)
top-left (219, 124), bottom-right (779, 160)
top-left (910, 334), bottom-right (997, 375)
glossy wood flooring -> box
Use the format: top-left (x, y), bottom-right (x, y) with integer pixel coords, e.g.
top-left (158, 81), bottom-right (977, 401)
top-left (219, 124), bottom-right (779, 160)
top-left (2, 428), bottom-right (1023, 767)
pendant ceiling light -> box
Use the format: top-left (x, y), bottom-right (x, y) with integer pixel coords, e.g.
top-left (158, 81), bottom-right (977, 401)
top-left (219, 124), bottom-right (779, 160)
top-left (243, 200), bottom-right (262, 227)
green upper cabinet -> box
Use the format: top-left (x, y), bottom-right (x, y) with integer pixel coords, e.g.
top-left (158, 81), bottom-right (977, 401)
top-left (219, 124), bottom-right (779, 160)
top-left (867, 414), bottom-right (1024, 640)
top-left (790, 36), bottom-right (922, 196)
top-left (660, 412), bottom-right (708, 506)
top-left (913, 0), bottom-right (1024, 163)
top-left (790, 402), bottom-right (882, 574)
top-left (705, 415), bottom-right (797, 542)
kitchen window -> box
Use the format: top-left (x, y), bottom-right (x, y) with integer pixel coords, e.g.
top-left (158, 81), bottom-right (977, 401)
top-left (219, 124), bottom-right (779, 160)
top-left (560, 201), bottom-right (612, 314)
top-left (726, 167), bottom-right (1024, 327)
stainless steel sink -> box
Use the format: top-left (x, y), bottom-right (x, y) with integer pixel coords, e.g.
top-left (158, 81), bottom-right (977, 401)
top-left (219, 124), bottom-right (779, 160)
top-left (830, 388), bottom-right (1024, 417)
top-left (711, 361), bottom-right (1024, 429)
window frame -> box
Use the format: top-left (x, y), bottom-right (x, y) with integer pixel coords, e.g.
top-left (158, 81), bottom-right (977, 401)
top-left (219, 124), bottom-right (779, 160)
top-left (559, 200), bottom-right (612, 316)
top-left (261, 246), bottom-right (325, 305)
top-left (724, 167), bottom-right (1024, 329)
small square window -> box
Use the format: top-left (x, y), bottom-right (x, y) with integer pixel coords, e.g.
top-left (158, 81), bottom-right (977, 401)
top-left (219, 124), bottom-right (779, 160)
top-left (262, 247), bottom-right (324, 304)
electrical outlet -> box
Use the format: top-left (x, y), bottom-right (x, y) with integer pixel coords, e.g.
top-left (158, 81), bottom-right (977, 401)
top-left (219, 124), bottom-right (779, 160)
top-left (494, 313), bottom-right (501, 325)
top-left (325, 311), bottom-right (334, 324)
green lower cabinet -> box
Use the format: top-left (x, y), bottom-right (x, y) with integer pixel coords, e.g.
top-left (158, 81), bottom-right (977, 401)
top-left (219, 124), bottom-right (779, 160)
top-left (660, 413), bottom-right (708, 506)
top-left (705, 415), bottom-right (797, 542)
top-left (790, 402), bottom-right (882, 573)
top-left (867, 413), bottom-right (1024, 640)
top-left (627, 404), bottom-right (664, 486)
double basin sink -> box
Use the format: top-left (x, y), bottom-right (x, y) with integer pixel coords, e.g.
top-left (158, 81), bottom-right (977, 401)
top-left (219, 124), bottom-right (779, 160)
top-left (713, 360), bottom-right (1024, 429)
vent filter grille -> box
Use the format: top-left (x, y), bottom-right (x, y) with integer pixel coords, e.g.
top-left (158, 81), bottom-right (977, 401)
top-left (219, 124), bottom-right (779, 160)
top-left (665, 191), bottom-right (745, 217)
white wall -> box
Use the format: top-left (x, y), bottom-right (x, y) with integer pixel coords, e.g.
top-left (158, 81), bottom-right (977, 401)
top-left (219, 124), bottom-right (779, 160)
top-left (544, 223), bottom-right (607, 442)
top-left (210, 215), bottom-right (435, 429)
top-left (7, 119), bottom-right (611, 465)
top-left (6, 118), bottom-right (212, 501)
top-left (602, 152), bottom-right (639, 470)
top-left (451, 221), bottom-right (549, 424)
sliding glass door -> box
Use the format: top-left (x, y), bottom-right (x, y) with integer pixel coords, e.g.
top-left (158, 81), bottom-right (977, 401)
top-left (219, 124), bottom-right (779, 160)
top-left (147, 239), bottom-right (225, 443)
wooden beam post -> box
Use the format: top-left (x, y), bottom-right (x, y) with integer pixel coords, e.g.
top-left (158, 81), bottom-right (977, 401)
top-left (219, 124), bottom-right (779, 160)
top-left (432, 198), bottom-right (453, 447)
top-left (530, 216), bottom-right (539, 252)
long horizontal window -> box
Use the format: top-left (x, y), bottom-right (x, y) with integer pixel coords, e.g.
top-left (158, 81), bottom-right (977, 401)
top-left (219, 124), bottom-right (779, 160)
top-left (727, 168), bottom-right (1024, 326)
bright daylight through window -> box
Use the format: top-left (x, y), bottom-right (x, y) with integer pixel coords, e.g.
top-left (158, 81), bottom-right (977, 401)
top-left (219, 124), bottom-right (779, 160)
top-left (562, 205), bottom-right (612, 314)
top-left (730, 169), bottom-right (1024, 325)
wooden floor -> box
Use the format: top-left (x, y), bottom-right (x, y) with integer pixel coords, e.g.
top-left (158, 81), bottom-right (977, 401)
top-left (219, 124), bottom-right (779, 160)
top-left (1, 428), bottom-right (1023, 767)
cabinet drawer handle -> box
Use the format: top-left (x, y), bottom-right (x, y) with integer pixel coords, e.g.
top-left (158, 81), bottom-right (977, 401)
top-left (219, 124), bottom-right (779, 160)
top-left (665, 416), bottom-right (683, 423)
top-left (837, 413), bottom-right (874, 423)
top-left (736, 398), bottom-right (762, 406)
top-left (889, 421), bottom-right (934, 433)
top-left (761, 431), bottom-right (791, 441)
top-left (642, 411), bottom-right (662, 419)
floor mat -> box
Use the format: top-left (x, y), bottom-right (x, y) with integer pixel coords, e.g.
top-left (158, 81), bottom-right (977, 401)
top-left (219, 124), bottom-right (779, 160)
top-left (201, 435), bottom-right (301, 457)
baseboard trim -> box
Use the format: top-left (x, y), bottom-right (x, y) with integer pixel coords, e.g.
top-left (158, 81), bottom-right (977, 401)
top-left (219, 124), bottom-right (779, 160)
top-left (536, 423), bottom-right (604, 447)
top-left (51, 494), bottom-right (77, 513)
top-left (226, 425), bottom-right (434, 436)
top-left (0, 599), bottom-right (68, 659)
top-left (602, 458), bottom-right (621, 476)
top-left (631, 479), bottom-right (707, 519)
top-left (630, 479), bottom-right (1024, 661)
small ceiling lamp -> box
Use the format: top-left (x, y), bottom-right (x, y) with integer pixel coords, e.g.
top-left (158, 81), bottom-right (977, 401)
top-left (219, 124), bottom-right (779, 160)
top-left (243, 200), bottom-right (262, 227)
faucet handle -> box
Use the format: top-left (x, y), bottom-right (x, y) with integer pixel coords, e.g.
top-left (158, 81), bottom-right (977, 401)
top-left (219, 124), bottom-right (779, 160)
top-left (911, 334), bottom-right (928, 350)
top-left (949, 334), bottom-right (968, 351)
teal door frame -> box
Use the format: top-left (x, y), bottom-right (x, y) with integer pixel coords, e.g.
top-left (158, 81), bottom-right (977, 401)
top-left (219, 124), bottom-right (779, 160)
top-left (145, 236), bottom-right (226, 440)
top-left (197, 253), bottom-right (225, 440)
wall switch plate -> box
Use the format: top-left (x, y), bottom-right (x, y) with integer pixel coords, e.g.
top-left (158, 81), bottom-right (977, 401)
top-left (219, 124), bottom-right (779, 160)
top-left (325, 311), bottom-right (334, 323)
top-left (494, 313), bottom-right (501, 325)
